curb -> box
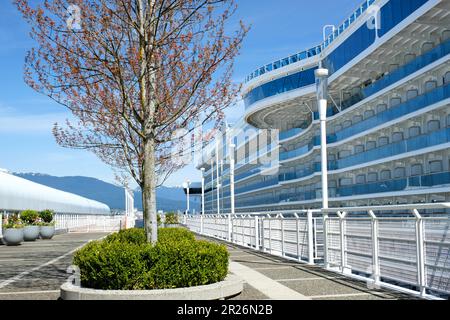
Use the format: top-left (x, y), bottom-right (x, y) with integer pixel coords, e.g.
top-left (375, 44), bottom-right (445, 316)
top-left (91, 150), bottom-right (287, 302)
top-left (60, 274), bottom-right (243, 300)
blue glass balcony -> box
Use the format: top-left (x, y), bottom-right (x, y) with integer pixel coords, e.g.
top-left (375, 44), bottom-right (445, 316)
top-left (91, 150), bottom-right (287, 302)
top-left (333, 82), bottom-right (450, 142)
top-left (341, 39), bottom-right (450, 111)
top-left (336, 172), bottom-right (450, 197)
top-left (279, 128), bottom-right (450, 182)
top-left (243, 0), bottom-right (380, 84)
top-left (281, 82), bottom-right (450, 163)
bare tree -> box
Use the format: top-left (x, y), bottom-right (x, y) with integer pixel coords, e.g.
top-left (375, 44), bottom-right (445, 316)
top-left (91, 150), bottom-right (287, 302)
top-left (15, 0), bottom-right (247, 243)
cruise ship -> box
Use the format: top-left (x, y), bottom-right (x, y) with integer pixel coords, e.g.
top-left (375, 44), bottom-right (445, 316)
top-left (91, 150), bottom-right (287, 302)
top-left (197, 0), bottom-right (450, 214)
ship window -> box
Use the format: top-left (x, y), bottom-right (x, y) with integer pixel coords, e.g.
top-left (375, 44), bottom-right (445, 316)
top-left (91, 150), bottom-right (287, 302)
top-left (356, 175), bottom-right (366, 184)
top-left (390, 97), bottom-right (401, 107)
top-left (445, 72), bottom-right (450, 85)
top-left (343, 120), bottom-right (352, 128)
top-left (354, 145), bottom-right (365, 154)
top-left (406, 89), bottom-right (418, 100)
top-left (421, 42), bottom-right (434, 54)
top-left (338, 150), bottom-right (351, 159)
top-left (429, 160), bottom-right (443, 173)
top-left (404, 53), bottom-right (415, 64)
top-left (380, 170), bottom-right (391, 180)
top-left (427, 120), bottom-right (440, 132)
top-left (335, 125), bottom-right (343, 132)
top-left (339, 178), bottom-right (353, 186)
top-left (378, 136), bottom-right (389, 146)
top-left (409, 126), bottom-right (421, 138)
top-left (392, 132), bottom-right (404, 142)
top-left (411, 164), bottom-right (423, 176)
top-left (424, 80), bottom-right (437, 92)
top-left (353, 115), bottom-right (363, 123)
top-left (367, 172), bottom-right (378, 182)
top-left (443, 30), bottom-right (450, 41)
top-left (329, 180), bottom-right (337, 188)
top-left (364, 110), bottom-right (375, 119)
top-left (377, 104), bottom-right (387, 113)
top-left (366, 141), bottom-right (376, 150)
top-left (394, 167), bottom-right (406, 179)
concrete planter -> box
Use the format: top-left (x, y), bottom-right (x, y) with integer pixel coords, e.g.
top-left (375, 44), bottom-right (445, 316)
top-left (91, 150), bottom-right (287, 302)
top-left (60, 274), bottom-right (243, 300)
top-left (40, 226), bottom-right (55, 239)
top-left (2, 228), bottom-right (24, 246)
top-left (23, 225), bottom-right (40, 241)
top-left (164, 224), bottom-right (180, 228)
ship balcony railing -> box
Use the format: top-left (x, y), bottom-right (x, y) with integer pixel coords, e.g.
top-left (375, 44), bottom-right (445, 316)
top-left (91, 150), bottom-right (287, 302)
top-left (275, 39), bottom-right (450, 133)
top-left (235, 171), bottom-right (450, 207)
top-left (279, 127), bottom-right (450, 182)
top-left (280, 82), bottom-right (450, 162)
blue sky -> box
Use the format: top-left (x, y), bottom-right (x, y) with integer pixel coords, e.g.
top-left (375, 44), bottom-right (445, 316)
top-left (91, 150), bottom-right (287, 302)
top-left (0, 0), bottom-right (361, 187)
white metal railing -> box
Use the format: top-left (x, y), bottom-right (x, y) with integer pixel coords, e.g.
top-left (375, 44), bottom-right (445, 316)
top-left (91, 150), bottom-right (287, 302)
top-left (185, 203), bottom-right (450, 299)
top-left (54, 213), bottom-right (126, 233)
top-left (1, 211), bottom-right (126, 235)
top-left (322, 203), bottom-right (450, 299)
top-left (186, 210), bottom-right (323, 265)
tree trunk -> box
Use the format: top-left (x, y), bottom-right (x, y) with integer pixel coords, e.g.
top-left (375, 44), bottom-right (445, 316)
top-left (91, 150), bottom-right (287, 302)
top-left (143, 137), bottom-right (158, 244)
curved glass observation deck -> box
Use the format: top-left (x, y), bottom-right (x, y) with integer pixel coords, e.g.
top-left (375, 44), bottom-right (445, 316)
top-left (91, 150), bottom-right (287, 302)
top-left (244, 0), bottom-right (430, 112)
top-left (244, 0), bottom-right (378, 83)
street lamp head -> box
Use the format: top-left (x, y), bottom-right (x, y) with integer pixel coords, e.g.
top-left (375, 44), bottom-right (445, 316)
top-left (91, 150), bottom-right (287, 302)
top-left (315, 68), bottom-right (329, 79)
top-left (200, 167), bottom-right (205, 172)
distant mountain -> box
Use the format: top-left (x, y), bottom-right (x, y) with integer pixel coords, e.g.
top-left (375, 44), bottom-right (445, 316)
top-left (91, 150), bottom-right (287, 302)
top-left (13, 172), bottom-right (200, 212)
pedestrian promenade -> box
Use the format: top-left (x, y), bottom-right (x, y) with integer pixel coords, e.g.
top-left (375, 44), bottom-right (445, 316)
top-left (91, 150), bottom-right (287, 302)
top-left (0, 232), bottom-right (418, 300)
top-left (0, 232), bottom-right (107, 300)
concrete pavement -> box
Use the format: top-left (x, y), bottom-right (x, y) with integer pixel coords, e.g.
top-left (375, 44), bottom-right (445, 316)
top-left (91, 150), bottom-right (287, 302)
top-left (0, 232), bottom-right (108, 300)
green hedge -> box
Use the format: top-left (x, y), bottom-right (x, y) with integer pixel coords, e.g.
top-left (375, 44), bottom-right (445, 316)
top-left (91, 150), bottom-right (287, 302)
top-left (164, 212), bottom-right (179, 225)
top-left (73, 228), bottom-right (228, 290)
top-left (104, 228), bottom-right (195, 245)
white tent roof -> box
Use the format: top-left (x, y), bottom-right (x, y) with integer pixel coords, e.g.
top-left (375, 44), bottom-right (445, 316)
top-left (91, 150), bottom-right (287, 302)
top-left (0, 171), bottom-right (110, 215)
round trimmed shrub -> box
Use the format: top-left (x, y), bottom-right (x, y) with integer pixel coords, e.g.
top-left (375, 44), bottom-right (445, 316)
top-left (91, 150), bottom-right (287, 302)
top-left (39, 209), bottom-right (54, 225)
top-left (73, 228), bottom-right (229, 290)
top-left (20, 210), bottom-right (39, 225)
top-left (73, 240), bottom-right (152, 290)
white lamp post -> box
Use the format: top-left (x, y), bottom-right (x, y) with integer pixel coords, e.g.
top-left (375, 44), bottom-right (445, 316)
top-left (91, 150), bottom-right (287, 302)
top-left (200, 168), bottom-right (205, 214)
top-left (215, 141), bottom-right (220, 215)
top-left (183, 180), bottom-right (190, 214)
top-left (315, 68), bottom-right (330, 209)
top-left (229, 143), bottom-right (236, 241)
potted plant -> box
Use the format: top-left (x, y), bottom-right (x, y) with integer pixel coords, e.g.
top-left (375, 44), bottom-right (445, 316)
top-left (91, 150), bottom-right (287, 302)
top-left (2, 214), bottom-right (24, 246)
top-left (20, 210), bottom-right (40, 241)
top-left (38, 209), bottom-right (55, 239)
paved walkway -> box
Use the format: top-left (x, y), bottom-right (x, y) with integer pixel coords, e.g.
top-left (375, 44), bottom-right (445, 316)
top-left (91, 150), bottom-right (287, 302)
top-left (198, 236), bottom-right (418, 300)
top-left (0, 232), bottom-right (418, 300)
top-left (0, 232), bottom-right (107, 300)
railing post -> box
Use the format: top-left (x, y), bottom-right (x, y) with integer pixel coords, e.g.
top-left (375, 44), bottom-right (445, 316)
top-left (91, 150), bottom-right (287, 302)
top-left (200, 214), bottom-right (204, 235)
top-left (412, 209), bottom-right (427, 297)
top-left (322, 211), bottom-right (329, 269)
top-left (228, 214), bottom-right (233, 242)
top-left (368, 210), bottom-right (380, 285)
top-left (294, 213), bottom-right (300, 261)
top-left (307, 210), bottom-right (315, 265)
top-left (280, 214), bottom-right (285, 258)
top-left (254, 215), bottom-right (260, 250)
top-left (338, 211), bottom-right (348, 274)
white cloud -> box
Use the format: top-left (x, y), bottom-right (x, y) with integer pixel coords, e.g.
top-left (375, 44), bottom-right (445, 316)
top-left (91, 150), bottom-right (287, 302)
top-left (0, 112), bottom-right (70, 134)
